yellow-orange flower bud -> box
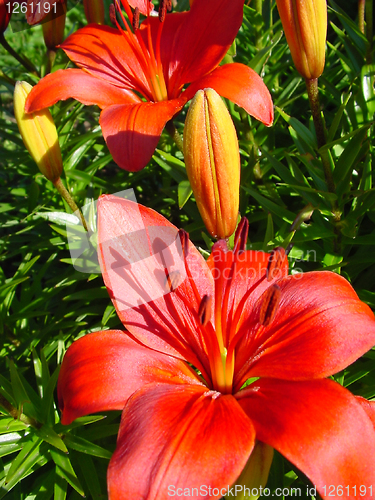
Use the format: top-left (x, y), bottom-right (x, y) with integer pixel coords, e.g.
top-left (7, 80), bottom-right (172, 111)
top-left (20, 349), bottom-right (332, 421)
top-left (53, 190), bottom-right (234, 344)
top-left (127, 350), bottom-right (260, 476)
top-left (183, 88), bottom-right (240, 239)
top-left (14, 81), bottom-right (63, 182)
top-left (83, 0), bottom-right (105, 24)
top-left (276, 0), bottom-right (327, 79)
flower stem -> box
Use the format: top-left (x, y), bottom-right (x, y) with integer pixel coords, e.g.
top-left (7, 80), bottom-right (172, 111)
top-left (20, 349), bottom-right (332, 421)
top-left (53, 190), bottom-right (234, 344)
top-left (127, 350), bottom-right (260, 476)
top-left (359, 0), bottom-right (365, 34)
top-left (0, 35), bottom-right (40, 76)
top-left (365, 0), bottom-right (373, 63)
top-left (305, 77), bottom-right (342, 250)
top-left (305, 78), bottom-right (336, 194)
top-left (0, 394), bottom-right (41, 429)
top-left (165, 120), bottom-right (184, 153)
top-left (53, 177), bottom-right (89, 232)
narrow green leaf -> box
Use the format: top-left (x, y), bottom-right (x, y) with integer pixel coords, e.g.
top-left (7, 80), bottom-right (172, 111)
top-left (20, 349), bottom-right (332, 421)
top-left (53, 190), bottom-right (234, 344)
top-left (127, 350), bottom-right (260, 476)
top-left (35, 425), bottom-right (67, 453)
top-left (78, 455), bottom-right (102, 500)
top-left (54, 466), bottom-right (68, 500)
top-left (5, 435), bottom-right (43, 484)
top-left (178, 180), bottom-right (193, 209)
top-left (64, 433), bottom-right (112, 459)
top-left (50, 449), bottom-right (85, 497)
top-left (276, 107), bottom-right (316, 150)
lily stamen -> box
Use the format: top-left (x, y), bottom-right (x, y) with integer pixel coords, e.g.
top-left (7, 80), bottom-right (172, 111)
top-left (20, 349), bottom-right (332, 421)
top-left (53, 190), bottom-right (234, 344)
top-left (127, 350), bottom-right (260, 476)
top-left (198, 295), bottom-right (212, 327)
top-left (132, 6), bottom-right (140, 30)
top-left (259, 284), bottom-right (281, 327)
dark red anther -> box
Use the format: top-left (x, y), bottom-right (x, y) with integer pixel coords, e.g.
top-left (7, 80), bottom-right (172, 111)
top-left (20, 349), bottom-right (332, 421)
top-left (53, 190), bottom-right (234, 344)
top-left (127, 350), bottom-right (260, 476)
top-left (166, 0), bottom-right (172, 11)
top-left (178, 229), bottom-right (189, 258)
top-left (233, 217), bottom-right (249, 255)
top-left (109, 3), bottom-right (117, 25)
top-left (132, 6), bottom-right (140, 30)
top-left (259, 284), bottom-right (281, 327)
top-left (198, 295), bottom-right (212, 326)
top-left (266, 247), bottom-right (286, 282)
top-left (159, 0), bottom-right (167, 22)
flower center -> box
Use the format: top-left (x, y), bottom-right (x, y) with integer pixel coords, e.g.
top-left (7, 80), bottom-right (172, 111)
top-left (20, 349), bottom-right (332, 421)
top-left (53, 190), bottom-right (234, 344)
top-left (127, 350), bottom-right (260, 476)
top-left (178, 223), bottom-right (286, 395)
top-left (111, 0), bottom-right (169, 102)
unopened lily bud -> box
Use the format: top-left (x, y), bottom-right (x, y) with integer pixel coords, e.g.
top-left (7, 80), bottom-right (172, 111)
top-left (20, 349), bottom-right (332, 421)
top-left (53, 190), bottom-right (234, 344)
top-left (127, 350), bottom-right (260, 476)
top-left (183, 88), bottom-right (240, 239)
top-left (14, 81), bottom-right (63, 182)
top-left (83, 0), bottom-right (105, 24)
top-left (41, 0), bottom-right (67, 50)
top-left (275, 0), bottom-right (327, 79)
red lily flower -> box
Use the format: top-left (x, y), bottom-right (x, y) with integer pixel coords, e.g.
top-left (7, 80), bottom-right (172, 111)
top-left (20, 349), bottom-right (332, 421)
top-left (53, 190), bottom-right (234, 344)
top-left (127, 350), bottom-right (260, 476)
top-left (25, 0), bottom-right (274, 172)
top-left (58, 195), bottom-right (375, 499)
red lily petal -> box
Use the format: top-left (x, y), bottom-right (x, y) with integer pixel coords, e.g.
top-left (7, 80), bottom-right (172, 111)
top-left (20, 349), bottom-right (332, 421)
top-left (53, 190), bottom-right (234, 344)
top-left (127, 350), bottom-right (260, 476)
top-left (166, 0), bottom-right (244, 96)
top-left (57, 330), bottom-right (203, 425)
top-left (97, 195), bottom-right (214, 378)
top-left (59, 25), bottom-right (153, 99)
top-left (208, 247), bottom-right (288, 327)
top-left (237, 378), bottom-right (375, 498)
top-left (25, 69), bottom-right (140, 113)
top-left (108, 384), bottom-right (255, 500)
top-left (356, 396), bottom-right (375, 428)
top-left (137, 12), bottom-right (186, 97)
top-left (99, 99), bottom-right (183, 171)
top-left (234, 271), bottom-right (375, 389)
top-left (183, 63), bottom-right (274, 126)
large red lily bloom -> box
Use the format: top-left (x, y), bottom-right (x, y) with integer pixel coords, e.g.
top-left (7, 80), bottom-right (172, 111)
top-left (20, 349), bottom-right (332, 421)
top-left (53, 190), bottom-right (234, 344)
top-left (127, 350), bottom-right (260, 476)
top-left (58, 195), bottom-right (375, 499)
top-left (25, 0), bottom-right (273, 172)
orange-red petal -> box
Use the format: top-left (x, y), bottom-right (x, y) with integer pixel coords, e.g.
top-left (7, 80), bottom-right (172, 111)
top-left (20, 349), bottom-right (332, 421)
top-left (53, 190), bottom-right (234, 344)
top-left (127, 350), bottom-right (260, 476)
top-left (237, 378), bottom-right (375, 499)
top-left (59, 25), bottom-right (153, 99)
top-left (166, 0), bottom-right (244, 96)
top-left (97, 195), bottom-right (214, 378)
top-left (25, 69), bottom-right (141, 113)
top-left (57, 330), bottom-right (203, 425)
top-left (356, 396), bottom-right (375, 428)
top-left (108, 384), bottom-right (255, 500)
top-left (99, 99), bottom-right (183, 171)
top-left (183, 63), bottom-right (274, 126)
top-left (234, 271), bottom-right (375, 389)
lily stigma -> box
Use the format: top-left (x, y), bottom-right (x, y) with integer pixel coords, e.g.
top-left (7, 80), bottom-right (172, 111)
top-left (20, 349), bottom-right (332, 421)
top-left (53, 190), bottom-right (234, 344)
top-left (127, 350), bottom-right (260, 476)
top-left (58, 195), bottom-right (375, 499)
top-left (25, 0), bottom-right (274, 172)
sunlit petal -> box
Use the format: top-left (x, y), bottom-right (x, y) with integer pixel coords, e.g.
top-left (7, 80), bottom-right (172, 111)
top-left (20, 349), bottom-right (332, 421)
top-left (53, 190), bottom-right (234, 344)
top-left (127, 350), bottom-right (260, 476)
top-left (26, 69), bottom-right (140, 113)
top-left (234, 271), bottom-right (375, 388)
top-left (57, 330), bottom-right (203, 425)
top-left (183, 63), bottom-right (274, 126)
top-left (108, 383), bottom-right (255, 500)
top-left (99, 99), bottom-right (183, 171)
top-left (238, 378), bottom-right (375, 498)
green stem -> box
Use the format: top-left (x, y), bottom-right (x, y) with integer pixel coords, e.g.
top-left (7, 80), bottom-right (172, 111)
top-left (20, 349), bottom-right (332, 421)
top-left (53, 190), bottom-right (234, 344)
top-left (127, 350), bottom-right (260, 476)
top-left (45, 49), bottom-right (56, 76)
top-left (365, 0), bottom-right (373, 63)
top-left (305, 78), bottom-right (336, 193)
top-left (53, 177), bottom-right (89, 232)
top-left (0, 394), bottom-right (41, 429)
top-left (254, 0), bottom-right (263, 50)
top-left (0, 35), bottom-right (39, 76)
top-left (165, 120), bottom-right (184, 153)
top-left (305, 77), bottom-right (342, 250)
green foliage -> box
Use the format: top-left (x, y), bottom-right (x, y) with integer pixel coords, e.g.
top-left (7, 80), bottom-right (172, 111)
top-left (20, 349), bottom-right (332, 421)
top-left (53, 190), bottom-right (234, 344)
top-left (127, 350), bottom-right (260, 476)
top-left (1, 0), bottom-right (375, 498)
